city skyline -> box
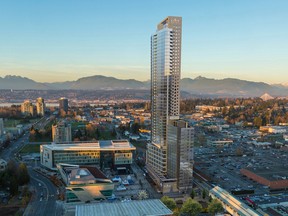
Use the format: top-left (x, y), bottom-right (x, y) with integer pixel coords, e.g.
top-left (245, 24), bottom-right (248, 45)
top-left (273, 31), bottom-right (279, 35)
top-left (0, 0), bottom-right (288, 84)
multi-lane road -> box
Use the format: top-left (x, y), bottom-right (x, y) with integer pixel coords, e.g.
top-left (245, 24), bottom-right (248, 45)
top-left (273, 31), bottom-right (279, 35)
top-left (24, 166), bottom-right (63, 216)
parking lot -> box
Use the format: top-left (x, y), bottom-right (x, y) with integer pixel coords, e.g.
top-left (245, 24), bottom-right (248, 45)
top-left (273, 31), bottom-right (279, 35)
top-left (195, 142), bottom-right (288, 195)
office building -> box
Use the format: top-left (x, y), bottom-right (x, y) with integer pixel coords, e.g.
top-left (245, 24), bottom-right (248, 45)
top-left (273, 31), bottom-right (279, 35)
top-left (40, 140), bottom-right (136, 170)
top-left (36, 97), bottom-right (45, 116)
top-left (52, 121), bottom-right (72, 143)
top-left (59, 97), bottom-right (68, 114)
top-left (57, 163), bottom-right (114, 203)
top-left (147, 17), bottom-right (193, 193)
top-left (167, 120), bottom-right (194, 192)
top-left (0, 118), bottom-right (4, 136)
top-left (21, 100), bottom-right (34, 116)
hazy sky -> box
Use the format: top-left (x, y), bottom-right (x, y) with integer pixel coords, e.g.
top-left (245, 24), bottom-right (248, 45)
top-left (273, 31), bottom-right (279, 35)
top-left (0, 0), bottom-right (287, 84)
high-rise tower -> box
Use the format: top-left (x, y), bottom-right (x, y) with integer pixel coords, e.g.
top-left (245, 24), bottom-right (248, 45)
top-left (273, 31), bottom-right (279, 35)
top-left (21, 100), bottom-right (34, 116)
top-left (59, 97), bottom-right (68, 114)
top-left (52, 121), bottom-right (72, 143)
top-left (147, 17), bottom-right (194, 193)
top-left (36, 97), bottom-right (45, 116)
top-left (147, 16), bottom-right (183, 189)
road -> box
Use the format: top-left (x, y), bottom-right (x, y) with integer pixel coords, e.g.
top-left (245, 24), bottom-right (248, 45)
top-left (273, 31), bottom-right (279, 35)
top-left (0, 124), bottom-right (63, 216)
top-left (32, 115), bottom-right (55, 131)
top-left (0, 128), bottom-right (30, 161)
top-left (24, 166), bottom-right (63, 216)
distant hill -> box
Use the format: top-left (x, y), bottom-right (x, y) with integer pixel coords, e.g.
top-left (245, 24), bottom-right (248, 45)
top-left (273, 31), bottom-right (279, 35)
top-left (68, 75), bottom-right (147, 90)
top-left (0, 74), bottom-right (287, 97)
top-left (180, 76), bottom-right (286, 97)
top-left (0, 75), bottom-right (50, 90)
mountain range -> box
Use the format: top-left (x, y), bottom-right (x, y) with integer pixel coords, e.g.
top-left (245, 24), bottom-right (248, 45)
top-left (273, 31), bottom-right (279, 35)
top-left (0, 75), bottom-right (287, 97)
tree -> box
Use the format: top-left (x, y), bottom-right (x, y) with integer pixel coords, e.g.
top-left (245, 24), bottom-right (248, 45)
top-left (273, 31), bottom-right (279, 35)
top-left (131, 122), bottom-right (140, 134)
top-left (208, 199), bottom-right (224, 215)
top-left (202, 189), bottom-right (207, 199)
top-left (190, 189), bottom-right (196, 199)
top-left (161, 196), bottom-right (177, 211)
top-left (111, 128), bottom-right (117, 138)
top-left (7, 160), bottom-right (17, 176)
top-left (86, 124), bottom-right (96, 138)
top-left (18, 163), bottom-right (30, 185)
top-left (9, 176), bottom-right (19, 196)
top-left (253, 117), bottom-right (262, 128)
top-left (138, 190), bottom-right (148, 200)
top-left (180, 198), bottom-right (202, 216)
top-left (173, 208), bottom-right (180, 216)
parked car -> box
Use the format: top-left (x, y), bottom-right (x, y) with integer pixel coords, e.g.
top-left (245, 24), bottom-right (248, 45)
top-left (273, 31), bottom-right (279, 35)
top-left (116, 185), bottom-right (127, 191)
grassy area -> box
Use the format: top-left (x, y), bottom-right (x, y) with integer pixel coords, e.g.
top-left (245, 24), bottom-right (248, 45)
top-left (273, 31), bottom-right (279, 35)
top-left (3, 119), bottom-right (20, 127)
top-left (98, 130), bottom-right (116, 140)
top-left (19, 144), bottom-right (41, 154)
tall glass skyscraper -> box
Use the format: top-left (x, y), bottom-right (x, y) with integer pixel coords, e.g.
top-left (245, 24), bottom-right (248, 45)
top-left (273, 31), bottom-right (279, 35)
top-left (59, 97), bottom-right (69, 114)
top-left (147, 17), bottom-right (194, 193)
top-left (147, 16), bottom-right (182, 187)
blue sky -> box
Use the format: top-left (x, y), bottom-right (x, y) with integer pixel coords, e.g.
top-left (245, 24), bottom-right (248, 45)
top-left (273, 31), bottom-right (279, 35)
top-left (0, 0), bottom-right (287, 84)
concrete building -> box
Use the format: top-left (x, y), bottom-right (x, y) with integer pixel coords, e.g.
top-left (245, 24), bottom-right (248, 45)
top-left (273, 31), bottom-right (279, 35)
top-left (208, 139), bottom-right (234, 147)
top-left (21, 100), bottom-right (34, 116)
top-left (59, 97), bottom-right (68, 114)
top-left (167, 120), bottom-right (194, 192)
top-left (210, 186), bottom-right (260, 216)
top-left (40, 140), bottom-right (136, 170)
top-left (146, 17), bottom-right (193, 193)
top-left (0, 118), bottom-right (4, 136)
top-left (52, 121), bottom-right (72, 143)
top-left (75, 199), bottom-right (173, 216)
top-left (57, 163), bottom-right (114, 203)
top-left (260, 126), bottom-right (287, 134)
top-left (240, 167), bottom-right (288, 189)
top-left (36, 97), bottom-right (45, 116)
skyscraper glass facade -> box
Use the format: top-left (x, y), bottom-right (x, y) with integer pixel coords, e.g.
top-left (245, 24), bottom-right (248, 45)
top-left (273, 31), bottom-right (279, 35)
top-left (147, 16), bottom-right (182, 181)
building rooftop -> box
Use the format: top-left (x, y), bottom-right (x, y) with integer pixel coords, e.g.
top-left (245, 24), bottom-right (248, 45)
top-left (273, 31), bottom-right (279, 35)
top-left (75, 199), bottom-right (173, 216)
top-left (210, 186), bottom-right (259, 216)
top-left (243, 166), bottom-right (288, 181)
top-left (57, 164), bottom-right (111, 186)
top-left (42, 140), bottom-right (135, 151)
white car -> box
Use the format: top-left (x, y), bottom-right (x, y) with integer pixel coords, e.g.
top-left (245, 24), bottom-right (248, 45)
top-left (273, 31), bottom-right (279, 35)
top-left (116, 185), bottom-right (127, 191)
